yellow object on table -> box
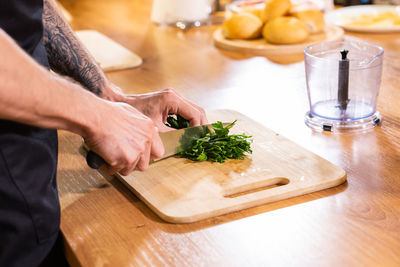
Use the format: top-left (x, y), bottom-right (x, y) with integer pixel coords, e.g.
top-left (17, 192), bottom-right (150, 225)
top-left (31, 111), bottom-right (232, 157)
top-left (261, 0), bottom-right (291, 22)
top-left (222, 13), bottom-right (263, 39)
top-left (219, 0), bottom-right (326, 45)
top-left (292, 9), bottom-right (325, 33)
top-left (263, 16), bottom-right (310, 44)
top-left (346, 11), bottom-right (400, 27)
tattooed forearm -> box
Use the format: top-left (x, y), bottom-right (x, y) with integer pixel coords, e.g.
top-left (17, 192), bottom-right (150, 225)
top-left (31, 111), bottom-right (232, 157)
top-left (42, 0), bottom-right (105, 95)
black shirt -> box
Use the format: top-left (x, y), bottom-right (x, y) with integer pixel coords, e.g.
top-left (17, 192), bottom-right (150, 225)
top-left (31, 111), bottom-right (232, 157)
top-left (0, 0), bottom-right (57, 159)
top-left (0, 0), bottom-right (49, 67)
top-left (0, 1), bottom-right (60, 266)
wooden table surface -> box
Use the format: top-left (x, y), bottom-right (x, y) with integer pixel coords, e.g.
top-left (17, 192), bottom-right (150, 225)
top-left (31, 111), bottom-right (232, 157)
top-left (57, 0), bottom-right (400, 266)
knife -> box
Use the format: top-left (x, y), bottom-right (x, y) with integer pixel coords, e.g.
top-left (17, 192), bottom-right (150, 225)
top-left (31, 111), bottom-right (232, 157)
top-left (86, 123), bottom-right (228, 169)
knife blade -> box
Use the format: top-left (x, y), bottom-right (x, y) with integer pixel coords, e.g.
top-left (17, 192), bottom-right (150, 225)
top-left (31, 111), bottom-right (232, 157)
top-left (85, 123), bottom-right (229, 169)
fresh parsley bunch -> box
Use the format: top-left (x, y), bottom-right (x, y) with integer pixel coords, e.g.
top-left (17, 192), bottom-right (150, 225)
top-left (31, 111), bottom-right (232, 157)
top-left (180, 120), bottom-right (252, 163)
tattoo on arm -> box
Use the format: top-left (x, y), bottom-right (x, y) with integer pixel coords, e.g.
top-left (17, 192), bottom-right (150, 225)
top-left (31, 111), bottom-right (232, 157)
top-left (42, 0), bottom-right (105, 95)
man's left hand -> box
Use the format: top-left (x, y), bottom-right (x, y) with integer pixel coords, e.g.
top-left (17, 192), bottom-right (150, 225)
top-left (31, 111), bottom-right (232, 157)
top-left (119, 88), bottom-right (208, 132)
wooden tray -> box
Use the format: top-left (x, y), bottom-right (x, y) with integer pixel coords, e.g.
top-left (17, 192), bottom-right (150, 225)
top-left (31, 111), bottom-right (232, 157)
top-left (213, 24), bottom-right (344, 56)
top-left (113, 110), bottom-right (346, 223)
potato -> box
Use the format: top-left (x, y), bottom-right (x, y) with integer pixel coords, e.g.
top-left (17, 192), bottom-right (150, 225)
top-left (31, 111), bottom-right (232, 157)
top-left (246, 7), bottom-right (264, 21)
top-left (222, 13), bottom-right (263, 39)
top-left (262, 16), bottom-right (309, 44)
top-left (261, 0), bottom-right (292, 23)
top-left (292, 9), bottom-right (325, 34)
top-left (233, 3), bottom-right (265, 21)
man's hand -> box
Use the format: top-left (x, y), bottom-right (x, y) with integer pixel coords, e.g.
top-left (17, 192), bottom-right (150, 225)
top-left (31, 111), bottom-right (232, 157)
top-left (42, 0), bottom-right (207, 173)
top-left (84, 86), bottom-right (208, 175)
top-left (83, 100), bottom-right (164, 175)
top-left (120, 88), bottom-right (208, 133)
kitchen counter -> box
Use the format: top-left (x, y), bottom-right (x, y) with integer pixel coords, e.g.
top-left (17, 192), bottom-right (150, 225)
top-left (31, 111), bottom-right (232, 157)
top-left (57, 0), bottom-right (400, 265)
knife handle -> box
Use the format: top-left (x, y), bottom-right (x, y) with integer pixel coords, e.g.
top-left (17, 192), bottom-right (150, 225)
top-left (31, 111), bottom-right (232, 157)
top-left (86, 150), bottom-right (106, 169)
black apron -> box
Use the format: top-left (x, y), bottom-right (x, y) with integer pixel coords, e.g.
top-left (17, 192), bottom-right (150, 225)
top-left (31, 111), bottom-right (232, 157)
top-left (0, 1), bottom-right (61, 266)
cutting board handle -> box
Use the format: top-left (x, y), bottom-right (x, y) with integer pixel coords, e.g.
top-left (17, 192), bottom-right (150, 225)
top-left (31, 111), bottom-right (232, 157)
top-left (223, 177), bottom-right (290, 198)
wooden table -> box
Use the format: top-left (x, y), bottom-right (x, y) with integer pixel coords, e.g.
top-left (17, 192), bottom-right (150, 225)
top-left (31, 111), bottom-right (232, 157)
top-left (57, 0), bottom-right (400, 266)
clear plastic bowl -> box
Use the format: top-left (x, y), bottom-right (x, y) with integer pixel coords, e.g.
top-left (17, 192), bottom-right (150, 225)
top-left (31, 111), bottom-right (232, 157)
top-left (304, 41), bottom-right (384, 132)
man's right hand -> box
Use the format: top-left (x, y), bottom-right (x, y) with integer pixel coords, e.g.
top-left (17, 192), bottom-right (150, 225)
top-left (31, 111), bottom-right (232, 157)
top-left (83, 100), bottom-right (164, 175)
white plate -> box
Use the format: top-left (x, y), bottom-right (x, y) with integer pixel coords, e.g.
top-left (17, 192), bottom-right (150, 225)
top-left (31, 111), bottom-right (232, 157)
top-left (325, 5), bottom-right (400, 33)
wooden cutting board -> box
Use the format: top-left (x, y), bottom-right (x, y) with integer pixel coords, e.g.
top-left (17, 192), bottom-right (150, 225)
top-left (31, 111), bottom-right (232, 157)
top-left (75, 30), bottom-right (142, 72)
top-left (115, 110), bottom-right (346, 223)
top-left (213, 24), bottom-right (344, 56)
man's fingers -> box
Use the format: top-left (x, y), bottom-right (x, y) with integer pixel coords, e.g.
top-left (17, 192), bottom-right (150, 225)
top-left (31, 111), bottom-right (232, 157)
top-left (101, 127), bottom-right (162, 175)
top-left (136, 139), bottom-right (151, 171)
top-left (196, 105), bottom-right (208, 125)
top-left (175, 103), bottom-right (202, 127)
top-left (120, 153), bottom-right (142, 175)
top-left (184, 99), bottom-right (208, 125)
top-left (150, 129), bottom-right (164, 160)
top-left (170, 91), bottom-right (207, 126)
top-left (158, 123), bottom-right (174, 133)
top-left (103, 163), bottom-right (122, 176)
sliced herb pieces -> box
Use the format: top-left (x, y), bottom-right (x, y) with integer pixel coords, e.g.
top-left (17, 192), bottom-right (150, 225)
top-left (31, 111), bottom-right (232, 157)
top-left (180, 120), bottom-right (252, 163)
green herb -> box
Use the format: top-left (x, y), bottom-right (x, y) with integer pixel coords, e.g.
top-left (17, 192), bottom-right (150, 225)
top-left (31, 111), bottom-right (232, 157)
top-left (165, 114), bottom-right (190, 129)
top-left (180, 120), bottom-right (252, 163)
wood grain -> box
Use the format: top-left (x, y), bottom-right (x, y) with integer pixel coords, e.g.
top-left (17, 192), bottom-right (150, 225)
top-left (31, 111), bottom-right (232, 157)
top-left (57, 0), bottom-right (400, 266)
top-left (115, 109), bottom-right (346, 223)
